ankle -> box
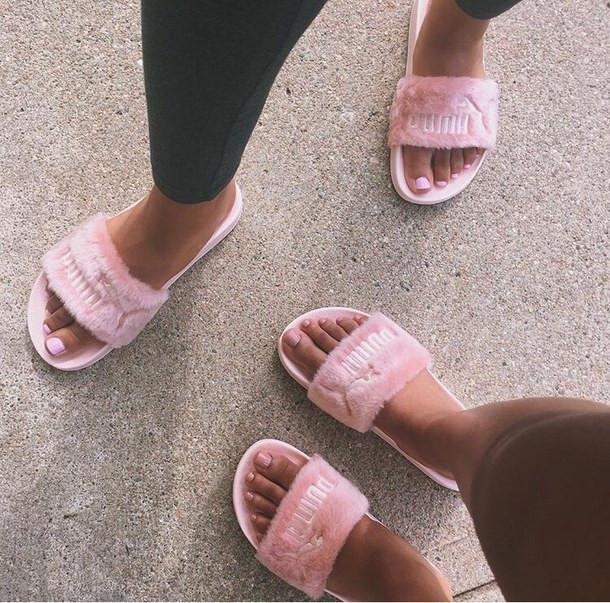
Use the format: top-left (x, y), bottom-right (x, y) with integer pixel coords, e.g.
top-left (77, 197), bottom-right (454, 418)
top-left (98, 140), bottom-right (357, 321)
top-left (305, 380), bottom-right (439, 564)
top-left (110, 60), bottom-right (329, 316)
top-left (371, 370), bottom-right (467, 478)
top-left (418, 27), bottom-right (485, 53)
top-left (412, 26), bottom-right (485, 78)
top-left (105, 179), bottom-right (236, 287)
top-left (422, 0), bottom-right (489, 44)
top-left (374, 370), bottom-right (461, 436)
top-left (354, 521), bottom-right (451, 601)
top-left (333, 519), bottom-right (452, 601)
top-left (145, 179), bottom-right (235, 220)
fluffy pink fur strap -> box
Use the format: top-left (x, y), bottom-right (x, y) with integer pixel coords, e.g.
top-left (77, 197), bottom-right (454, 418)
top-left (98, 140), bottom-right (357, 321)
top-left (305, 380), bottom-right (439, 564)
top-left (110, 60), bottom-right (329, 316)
top-left (308, 313), bottom-right (431, 433)
top-left (388, 75), bottom-right (499, 149)
top-left (42, 214), bottom-right (168, 347)
top-left (256, 455), bottom-right (368, 599)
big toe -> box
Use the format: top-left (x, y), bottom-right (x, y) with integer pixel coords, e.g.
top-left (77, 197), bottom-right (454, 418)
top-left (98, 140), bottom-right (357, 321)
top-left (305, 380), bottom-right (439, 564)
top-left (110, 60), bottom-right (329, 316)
top-left (403, 145), bottom-right (434, 194)
top-left (45, 322), bottom-right (95, 357)
top-left (254, 450), bottom-right (304, 490)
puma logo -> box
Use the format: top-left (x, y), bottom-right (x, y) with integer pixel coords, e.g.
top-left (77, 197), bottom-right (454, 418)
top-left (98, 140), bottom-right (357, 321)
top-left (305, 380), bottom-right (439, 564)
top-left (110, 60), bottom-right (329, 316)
top-left (341, 328), bottom-right (396, 376)
top-left (408, 97), bottom-right (482, 136)
top-left (62, 249), bottom-right (104, 309)
top-left (61, 249), bottom-right (132, 323)
top-left (279, 477), bottom-right (336, 558)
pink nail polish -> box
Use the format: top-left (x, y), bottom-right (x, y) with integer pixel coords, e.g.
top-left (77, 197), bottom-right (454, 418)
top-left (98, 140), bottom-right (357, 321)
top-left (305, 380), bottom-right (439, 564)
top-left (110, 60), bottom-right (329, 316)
top-left (436, 180), bottom-right (448, 188)
top-left (464, 163), bottom-right (472, 169)
top-left (256, 452), bottom-right (272, 468)
top-left (43, 324), bottom-right (51, 335)
top-left (415, 176), bottom-right (431, 190)
top-left (451, 173), bottom-right (459, 179)
top-left (284, 329), bottom-right (301, 347)
top-left (245, 491), bottom-right (254, 501)
top-left (246, 472), bottom-right (255, 482)
top-left (46, 337), bottom-right (65, 356)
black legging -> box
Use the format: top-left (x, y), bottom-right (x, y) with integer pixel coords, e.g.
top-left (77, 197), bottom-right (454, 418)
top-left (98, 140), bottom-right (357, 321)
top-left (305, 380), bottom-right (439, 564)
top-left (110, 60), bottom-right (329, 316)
top-left (141, 0), bottom-right (520, 204)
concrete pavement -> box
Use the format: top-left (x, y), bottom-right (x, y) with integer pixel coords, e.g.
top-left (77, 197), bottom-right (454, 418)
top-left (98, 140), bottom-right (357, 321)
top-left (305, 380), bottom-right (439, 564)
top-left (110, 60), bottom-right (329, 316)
top-left (1, 0), bottom-right (608, 599)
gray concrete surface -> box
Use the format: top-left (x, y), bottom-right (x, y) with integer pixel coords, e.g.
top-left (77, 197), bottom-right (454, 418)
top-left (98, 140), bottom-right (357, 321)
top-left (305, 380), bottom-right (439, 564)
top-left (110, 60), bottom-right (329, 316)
top-left (456, 582), bottom-right (504, 602)
top-left (1, 0), bottom-right (608, 600)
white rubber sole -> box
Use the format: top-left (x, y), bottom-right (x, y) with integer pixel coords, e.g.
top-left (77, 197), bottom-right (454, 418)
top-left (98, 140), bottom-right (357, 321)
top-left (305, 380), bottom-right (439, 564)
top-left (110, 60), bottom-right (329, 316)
top-left (27, 185), bottom-right (243, 371)
top-left (390, 0), bottom-right (487, 205)
top-left (278, 307), bottom-right (462, 491)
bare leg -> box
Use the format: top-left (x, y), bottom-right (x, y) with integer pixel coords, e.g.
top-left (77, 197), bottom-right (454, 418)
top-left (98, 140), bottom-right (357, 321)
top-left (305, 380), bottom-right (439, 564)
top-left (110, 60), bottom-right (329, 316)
top-left (377, 385), bottom-right (609, 505)
top-left (404, 0), bottom-right (489, 192)
top-left (281, 314), bottom-right (610, 600)
top-left (466, 411), bottom-right (610, 600)
top-left (246, 451), bottom-right (453, 601)
top-left (43, 182), bottom-right (235, 356)
top-left (378, 386), bottom-right (610, 600)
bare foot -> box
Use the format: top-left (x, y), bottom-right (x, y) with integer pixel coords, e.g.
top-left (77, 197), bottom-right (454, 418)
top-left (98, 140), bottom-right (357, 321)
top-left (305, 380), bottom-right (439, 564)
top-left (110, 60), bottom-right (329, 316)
top-left (281, 315), bottom-right (463, 480)
top-left (246, 448), bottom-right (452, 601)
top-left (403, 0), bottom-right (488, 194)
top-left (42, 181), bottom-right (236, 356)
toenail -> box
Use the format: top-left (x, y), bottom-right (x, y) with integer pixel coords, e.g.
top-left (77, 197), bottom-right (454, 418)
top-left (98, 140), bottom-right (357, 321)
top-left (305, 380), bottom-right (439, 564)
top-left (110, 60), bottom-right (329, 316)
top-left (319, 319), bottom-right (327, 325)
top-left (256, 452), bottom-right (272, 468)
top-left (46, 337), bottom-right (65, 356)
top-left (246, 472), bottom-right (255, 482)
top-left (415, 176), bottom-right (431, 190)
top-left (302, 320), bottom-right (311, 328)
top-left (436, 181), bottom-right (448, 188)
top-left (43, 324), bottom-right (51, 335)
top-left (451, 173), bottom-right (459, 179)
top-left (250, 514), bottom-right (257, 522)
top-left (464, 163), bottom-right (472, 169)
top-left (284, 329), bottom-right (301, 347)
top-left (245, 491), bottom-right (254, 501)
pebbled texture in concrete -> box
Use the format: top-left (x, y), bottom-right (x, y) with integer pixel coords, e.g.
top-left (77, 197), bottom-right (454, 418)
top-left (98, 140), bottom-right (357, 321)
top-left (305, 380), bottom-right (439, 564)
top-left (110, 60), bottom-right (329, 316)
top-left (1, 0), bottom-right (608, 600)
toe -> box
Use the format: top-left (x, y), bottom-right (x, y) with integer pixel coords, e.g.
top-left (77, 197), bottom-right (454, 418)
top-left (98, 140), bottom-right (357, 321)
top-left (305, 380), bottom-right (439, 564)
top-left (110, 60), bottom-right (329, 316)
top-left (254, 451), bottom-right (304, 490)
top-left (250, 513), bottom-right (271, 534)
top-left (301, 320), bottom-right (341, 354)
top-left (319, 318), bottom-right (349, 342)
top-left (337, 316), bottom-right (360, 334)
top-left (450, 148), bottom-right (464, 178)
top-left (246, 471), bottom-right (286, 506)
top-left (403, 146), bottom-right (434, 194)
top-left (432, 149), bottom-right (450, 187)
top-left (44, 305), bottom-right (74, 334)
top-left (463, 147), bottom-right (478, 169)
top-left (45, 292), bottom-right (63, 314)
top-left (281, 329), bottom-right (327, 380)
top-left (45, 322), bottom-right (94, 356)
top-left (245, 491), bottom-right (277, 518)
top-left (246, 454), bottom-right (310, 543)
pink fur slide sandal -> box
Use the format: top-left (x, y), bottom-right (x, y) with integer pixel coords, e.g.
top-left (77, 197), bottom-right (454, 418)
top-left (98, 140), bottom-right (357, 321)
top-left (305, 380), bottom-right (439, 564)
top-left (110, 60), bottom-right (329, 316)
top-left (278, 307), bottom-right (463, 491)
top-left (27, 186), bottom-right (243, 371)
top-left (389, 0), bottom-right (499, 205)
top-left (233, 439), bottom-right (370, 601)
